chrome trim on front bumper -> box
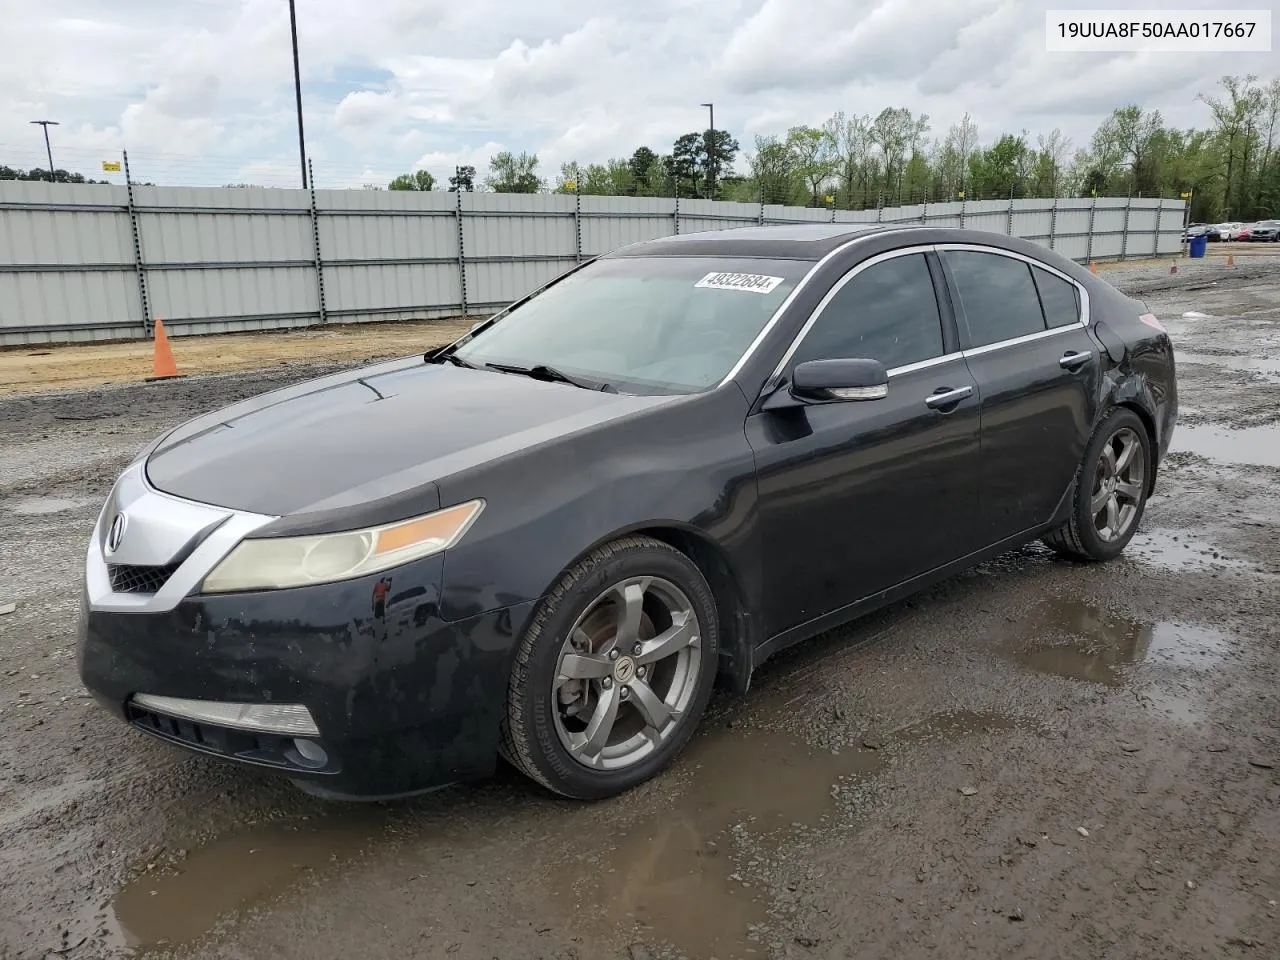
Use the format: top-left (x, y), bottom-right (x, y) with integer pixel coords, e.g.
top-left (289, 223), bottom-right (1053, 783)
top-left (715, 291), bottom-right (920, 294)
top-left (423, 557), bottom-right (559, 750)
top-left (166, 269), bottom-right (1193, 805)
top-left (85, 461), bottom-right (277, 614)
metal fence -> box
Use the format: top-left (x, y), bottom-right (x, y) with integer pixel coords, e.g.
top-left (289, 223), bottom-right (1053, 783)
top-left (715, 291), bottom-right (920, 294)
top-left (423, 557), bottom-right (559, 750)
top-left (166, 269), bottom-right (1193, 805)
top-left (0, 179), bottom-right (1187, 347)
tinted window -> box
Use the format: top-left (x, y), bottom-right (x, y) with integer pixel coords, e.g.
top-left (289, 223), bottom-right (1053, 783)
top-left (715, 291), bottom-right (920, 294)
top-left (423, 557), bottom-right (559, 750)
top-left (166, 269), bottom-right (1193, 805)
top-left (1032, 266), bottom-right (1081, 328)
top-left (792, 253), bottom-right (944, 370)
top-left (945, 251), bottom-right (1046, 347)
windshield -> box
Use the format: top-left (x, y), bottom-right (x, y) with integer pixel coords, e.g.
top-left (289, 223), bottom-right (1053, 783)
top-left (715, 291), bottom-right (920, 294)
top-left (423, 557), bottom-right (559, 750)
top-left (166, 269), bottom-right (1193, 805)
top-left (451, 256), bottom-right (809, 394)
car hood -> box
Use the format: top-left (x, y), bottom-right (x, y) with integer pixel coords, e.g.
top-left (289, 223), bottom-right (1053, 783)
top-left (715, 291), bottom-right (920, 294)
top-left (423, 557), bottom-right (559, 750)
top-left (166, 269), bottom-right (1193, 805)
top-left (145, 356), bottom-right (676, 517)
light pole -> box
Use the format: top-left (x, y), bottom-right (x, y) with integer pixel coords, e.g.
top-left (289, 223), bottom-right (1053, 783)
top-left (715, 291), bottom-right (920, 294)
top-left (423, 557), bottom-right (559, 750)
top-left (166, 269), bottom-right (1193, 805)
top-left (700, 102), bottom-right (714, 200)
top-left (288, 0), bottom-right (308, 189)
top-left (29, 120), bottom-right (59, 182)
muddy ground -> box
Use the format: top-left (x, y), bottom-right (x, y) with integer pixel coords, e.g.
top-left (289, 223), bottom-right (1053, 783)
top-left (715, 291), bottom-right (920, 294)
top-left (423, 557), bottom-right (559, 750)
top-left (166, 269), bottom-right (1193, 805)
top-left (2, 255), bottom-right (1279, 960)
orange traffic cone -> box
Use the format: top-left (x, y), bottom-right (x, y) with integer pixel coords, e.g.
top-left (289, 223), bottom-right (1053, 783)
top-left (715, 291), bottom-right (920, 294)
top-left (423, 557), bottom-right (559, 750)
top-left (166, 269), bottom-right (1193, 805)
top-left (1227, 253), bottom-right (1235, 267)
top-left (149, 318), bottom-right (179, 380)
top-left (1089, 261), bottom-right (1098, 273)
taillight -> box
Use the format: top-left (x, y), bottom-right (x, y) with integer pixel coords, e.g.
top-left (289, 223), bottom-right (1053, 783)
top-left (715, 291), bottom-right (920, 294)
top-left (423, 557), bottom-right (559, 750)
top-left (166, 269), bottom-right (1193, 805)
top-left (1138, 312), bottom-right (1166, 333)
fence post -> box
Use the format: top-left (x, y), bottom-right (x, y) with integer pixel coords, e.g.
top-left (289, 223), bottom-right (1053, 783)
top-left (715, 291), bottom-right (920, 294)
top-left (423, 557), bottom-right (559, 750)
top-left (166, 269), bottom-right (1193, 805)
top-left (1006, 190), bottom-right (1015, 237)
top-left (122, 150), bottom-right (152, 337)
top-left (574, 184), bottom-right (582, 263)
top-left (959, 193), bottom-right (966, 230)
top-left (876, 192), bottom-right (883, 223)
top-left (920, 191), bottom-right (927, 225)
top-left (1086, 194), bottom-right (1098, 263)
top-left (455, 187), bottom-right (468, 318)
top-left (307, 158), bottom-right (327, 325)
top-left (758, 186), bottom-right (765, 226)
top-left (1120, 189), bottom-right (1132, 261)
top-left (1049, 196), bottom-right (1058, 251)
top-left (1152, 198), bottom-right (1162, 257)
top-left (674, 194), bottom-right (680, 235)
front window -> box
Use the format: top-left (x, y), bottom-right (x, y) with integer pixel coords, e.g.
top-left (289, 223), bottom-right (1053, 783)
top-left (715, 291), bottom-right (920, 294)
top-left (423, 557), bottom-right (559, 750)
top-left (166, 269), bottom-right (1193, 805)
top-left (452, 256), bottom-right (809, 394)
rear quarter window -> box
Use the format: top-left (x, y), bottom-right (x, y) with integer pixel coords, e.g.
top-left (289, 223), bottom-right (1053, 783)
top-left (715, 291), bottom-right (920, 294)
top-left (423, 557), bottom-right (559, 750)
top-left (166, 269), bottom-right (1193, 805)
top-left (1031, 266), bottom-right (1082, 329)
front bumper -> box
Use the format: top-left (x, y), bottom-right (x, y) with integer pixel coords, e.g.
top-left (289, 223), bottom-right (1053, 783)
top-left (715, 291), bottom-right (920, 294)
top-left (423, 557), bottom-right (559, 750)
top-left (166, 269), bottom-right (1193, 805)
top-left (79, 574), bottom-right (536, 799)
top-left (77, 460), bottom-right (535, 799)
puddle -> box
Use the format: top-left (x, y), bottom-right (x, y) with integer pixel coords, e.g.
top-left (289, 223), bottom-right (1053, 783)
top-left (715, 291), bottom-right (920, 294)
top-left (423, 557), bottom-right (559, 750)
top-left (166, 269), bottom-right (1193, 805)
top-left (1176, 352), bottom-right (1280, 380)
top-left (551, 727), bottom-right (881, 960)
top-left (1001, 599), bottom-right (1227, 686)
top-left (1170, 423), bottom-right (1280, 467)
top-left (6, 495), bottom-right (88, 515)
top-left (109, 816), bottom-right (379, 952)
top-left (1127, 529), bottom-right (1252, 572)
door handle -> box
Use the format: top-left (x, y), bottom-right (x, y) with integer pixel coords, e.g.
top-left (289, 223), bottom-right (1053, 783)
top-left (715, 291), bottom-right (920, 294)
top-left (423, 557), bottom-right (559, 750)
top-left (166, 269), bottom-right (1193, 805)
top-left (925, 385), bottom-right (973, 409)
top-left (1060, 350), bottom-right (1092, 370)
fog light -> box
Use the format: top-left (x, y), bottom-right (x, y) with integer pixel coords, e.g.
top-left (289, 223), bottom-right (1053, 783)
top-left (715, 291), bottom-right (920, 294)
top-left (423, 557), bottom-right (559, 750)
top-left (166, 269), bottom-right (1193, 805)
top-left (292, 738), bottom-right (328, 766)
top-left (131, 694), bottom-right (320, 737)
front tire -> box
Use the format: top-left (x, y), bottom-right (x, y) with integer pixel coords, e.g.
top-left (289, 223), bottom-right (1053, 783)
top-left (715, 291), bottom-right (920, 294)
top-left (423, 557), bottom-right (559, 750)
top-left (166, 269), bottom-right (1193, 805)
top-left (500, 535), bottom-right (719, 800)
top-left (1043, 408), bottom-right (1152, 562)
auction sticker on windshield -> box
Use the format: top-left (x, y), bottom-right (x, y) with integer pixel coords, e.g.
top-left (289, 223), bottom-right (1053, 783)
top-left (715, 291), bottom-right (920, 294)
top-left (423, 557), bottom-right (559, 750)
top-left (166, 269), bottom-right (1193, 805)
top-left (695, 272), bottom-right (785, 294)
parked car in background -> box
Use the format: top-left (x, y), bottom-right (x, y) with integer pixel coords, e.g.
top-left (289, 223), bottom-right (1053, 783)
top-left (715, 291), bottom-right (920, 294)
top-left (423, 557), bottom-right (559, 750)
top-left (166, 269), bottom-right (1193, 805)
top-left (1237, 224), bottom-right (1253, 241)
top-left (1215, 222), bottom-right (1246, 241)
top-left (1183, 224), bottom-right (1220, 242)
top-left (1246, 220), bottom-right (1280, 241)
top-left (77, 224), bottom-right (1179, 802)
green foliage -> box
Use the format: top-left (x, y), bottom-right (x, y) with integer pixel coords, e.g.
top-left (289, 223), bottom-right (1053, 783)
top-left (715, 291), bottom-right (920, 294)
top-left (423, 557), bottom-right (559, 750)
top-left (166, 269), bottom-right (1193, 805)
top-left (388, 170), bottom-right (435, 191)
top-left (485, 151), bottom-right (543, 193)
top-left (448, 165), bottom-right (476, 192)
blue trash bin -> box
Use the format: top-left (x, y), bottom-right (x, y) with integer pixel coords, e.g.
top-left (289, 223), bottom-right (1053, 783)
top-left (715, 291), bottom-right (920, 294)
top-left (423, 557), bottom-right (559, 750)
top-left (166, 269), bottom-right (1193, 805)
top-left (1189, 233), bottom-right (1208, 258)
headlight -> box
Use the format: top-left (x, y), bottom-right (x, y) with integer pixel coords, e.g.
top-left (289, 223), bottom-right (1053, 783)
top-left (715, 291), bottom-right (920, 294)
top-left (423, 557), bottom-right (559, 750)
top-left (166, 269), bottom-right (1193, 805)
top-left (200, 499), bottom-right (484, 593)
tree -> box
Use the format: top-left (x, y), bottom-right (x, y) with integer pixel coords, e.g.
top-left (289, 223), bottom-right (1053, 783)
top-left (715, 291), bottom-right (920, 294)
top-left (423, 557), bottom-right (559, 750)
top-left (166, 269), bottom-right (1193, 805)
top-left (701, 128), bottom-right (740, 199)
top-left (666, 133), bottom-right (703, 197)
top-left (749, 135), bottom-right (805, 205)
top-left (870, 107), bottom-right (930, 204)
top-left (823, 111), bottom-right (875, 208)
top-left (1092, 105), bottom-right (1165, 195)
top-left (785, 126), bottom-right (835, 206)
top-left (388, 170), bottom-right (435, 191)
top-left (629, 147), bottom-right (657, 192)
top-left (934, 113), bottom-right (979, 197)
top-left (968, 134), bottom-right (1030, 198)
top-left (448, 165), bottom-right (476, 192)
top-left (485, 151), bottom-right (543, 193)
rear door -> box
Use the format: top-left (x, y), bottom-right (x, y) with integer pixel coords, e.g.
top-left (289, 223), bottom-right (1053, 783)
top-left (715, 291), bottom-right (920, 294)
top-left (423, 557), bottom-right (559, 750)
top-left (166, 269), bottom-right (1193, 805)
top-left (938, 245), bottom-right (1101, 543)
top-left (746, 248), bottom-right (982, 636)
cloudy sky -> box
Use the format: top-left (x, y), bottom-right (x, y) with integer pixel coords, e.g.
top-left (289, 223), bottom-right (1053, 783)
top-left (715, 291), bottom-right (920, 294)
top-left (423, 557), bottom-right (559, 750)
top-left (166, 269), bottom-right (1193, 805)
top-left (1, 0), bottom-right (1277, 189)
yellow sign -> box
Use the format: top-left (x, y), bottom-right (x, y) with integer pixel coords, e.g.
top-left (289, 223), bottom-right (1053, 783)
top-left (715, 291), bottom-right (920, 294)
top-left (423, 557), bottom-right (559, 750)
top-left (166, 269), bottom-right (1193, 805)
top-left (564, 180), bottom-right (577, 191)
top-left (102, 160), bottom-right (122, 173)
top-left (1180, 191), bottom-right (1192, 198)
top-left (824, 194), bottom-right (834, 204)
top-left (957, 190), bottom-right (965, 199)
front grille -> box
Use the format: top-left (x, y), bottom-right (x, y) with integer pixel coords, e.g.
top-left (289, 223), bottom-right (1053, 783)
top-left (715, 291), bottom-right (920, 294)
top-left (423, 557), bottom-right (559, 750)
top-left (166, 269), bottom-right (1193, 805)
top-left (108, 561), bottom-right (180, 594)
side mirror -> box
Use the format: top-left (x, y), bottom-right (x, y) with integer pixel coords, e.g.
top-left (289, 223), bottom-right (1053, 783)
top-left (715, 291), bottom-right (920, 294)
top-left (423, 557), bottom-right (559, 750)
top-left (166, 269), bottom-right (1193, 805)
top-left (762, 358), bottom-right (889, 411)
top-left (791, 358), bottom-right (889, 402)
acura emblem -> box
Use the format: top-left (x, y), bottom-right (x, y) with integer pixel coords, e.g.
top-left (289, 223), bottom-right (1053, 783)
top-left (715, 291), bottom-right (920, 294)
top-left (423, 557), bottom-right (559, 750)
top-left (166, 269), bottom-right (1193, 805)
top-left (106, 512), bottom-right (128, 554)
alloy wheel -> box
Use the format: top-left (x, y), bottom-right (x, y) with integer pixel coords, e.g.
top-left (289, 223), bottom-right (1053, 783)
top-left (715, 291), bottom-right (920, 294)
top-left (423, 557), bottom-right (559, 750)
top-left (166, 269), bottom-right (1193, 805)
top-left (1090, 426), bottom-right (1146, 542)
top-left (552, 576), bottom-right (702, 770)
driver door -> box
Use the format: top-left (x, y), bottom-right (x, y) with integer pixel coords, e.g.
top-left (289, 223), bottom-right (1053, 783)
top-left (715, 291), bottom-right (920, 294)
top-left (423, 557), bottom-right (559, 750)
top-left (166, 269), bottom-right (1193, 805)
top-left (745, 249), bottom-right (983, 636)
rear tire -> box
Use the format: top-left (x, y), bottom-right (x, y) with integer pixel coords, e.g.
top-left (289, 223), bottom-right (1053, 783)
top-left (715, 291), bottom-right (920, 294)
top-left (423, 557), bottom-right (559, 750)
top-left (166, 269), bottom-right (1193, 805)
top-left (500, 535), bottom-right (719, 800)
top-left (1043, 408), bottom-right (1152, 562)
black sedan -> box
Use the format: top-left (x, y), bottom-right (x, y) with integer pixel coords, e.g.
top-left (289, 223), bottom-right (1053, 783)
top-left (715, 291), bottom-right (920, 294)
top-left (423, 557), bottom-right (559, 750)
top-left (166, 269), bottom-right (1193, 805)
top-left (78, 225), bottom-right (1178, 801)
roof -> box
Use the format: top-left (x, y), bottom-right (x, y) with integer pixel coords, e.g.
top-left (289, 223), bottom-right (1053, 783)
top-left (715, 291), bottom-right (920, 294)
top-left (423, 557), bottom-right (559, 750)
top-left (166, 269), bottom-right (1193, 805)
top-left (606, 223), bottom-right (921, 261)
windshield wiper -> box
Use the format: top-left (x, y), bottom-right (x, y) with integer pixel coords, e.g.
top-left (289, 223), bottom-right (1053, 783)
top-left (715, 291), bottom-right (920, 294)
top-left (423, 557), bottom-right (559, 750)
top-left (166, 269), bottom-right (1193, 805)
top-left (482, 361), bottom-right (615, 392)
top-left (426, 350), bottom-right (479, 369)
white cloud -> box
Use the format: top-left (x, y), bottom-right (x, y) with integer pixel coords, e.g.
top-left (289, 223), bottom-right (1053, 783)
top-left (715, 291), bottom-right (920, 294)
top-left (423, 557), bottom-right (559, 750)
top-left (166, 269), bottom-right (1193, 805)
top-left (0, 0), bottom-right (1276, 188)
